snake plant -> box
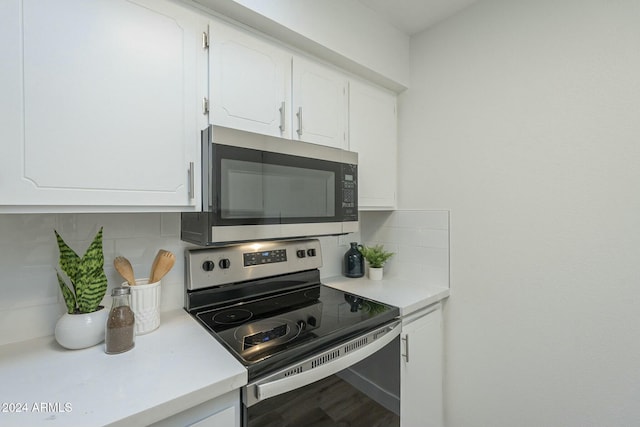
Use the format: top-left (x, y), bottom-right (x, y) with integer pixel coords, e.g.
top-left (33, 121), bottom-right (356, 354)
top-left (55, 227), bottom-right (108, 314)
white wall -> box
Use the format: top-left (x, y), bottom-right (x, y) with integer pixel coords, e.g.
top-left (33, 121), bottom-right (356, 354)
top-left (399, 0), bottom-right (640, 426)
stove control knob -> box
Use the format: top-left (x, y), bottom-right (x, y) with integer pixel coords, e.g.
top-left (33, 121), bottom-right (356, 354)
top-left (219, 258), bottom-right (231, 269)
top-left (307, 316), bottom-right (317, 327)
top-left (202, 260), bottom-right (215, 272)
top-left (296, 250), bottom-right (306, 258)
top-left (297, 320), bottom-right (306, 331)
top-left (307, 248), bottom-right (316, 257)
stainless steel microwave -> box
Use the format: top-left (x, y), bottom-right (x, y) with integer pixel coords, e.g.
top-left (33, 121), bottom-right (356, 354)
top-left (181, 126), bottom-right (358, 246)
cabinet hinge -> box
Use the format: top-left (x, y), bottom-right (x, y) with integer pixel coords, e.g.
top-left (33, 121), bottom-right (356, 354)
top-left (202, 97), bottom-right (209, 115)
top-left (202, 31), bottom-right (209, 49)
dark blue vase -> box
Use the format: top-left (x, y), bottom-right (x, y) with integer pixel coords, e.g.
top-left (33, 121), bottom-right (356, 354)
top-left (343, 242), bottom-right (364, 278)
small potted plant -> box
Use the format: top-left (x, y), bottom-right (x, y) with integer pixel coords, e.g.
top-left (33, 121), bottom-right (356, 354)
top-left (54, 227), bottom-right (109, 349)
top-left (359, 244), bottom-right (394, 280)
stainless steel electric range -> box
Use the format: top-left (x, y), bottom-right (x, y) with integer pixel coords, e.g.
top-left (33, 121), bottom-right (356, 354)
top-left (185, 239), bottom-right (401, 426)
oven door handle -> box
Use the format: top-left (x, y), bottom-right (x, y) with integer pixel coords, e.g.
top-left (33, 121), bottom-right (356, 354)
top-left (245, 320), bottom-right (401, 407)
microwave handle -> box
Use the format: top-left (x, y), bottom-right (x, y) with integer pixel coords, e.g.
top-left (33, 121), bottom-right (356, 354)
top-left (296, 107), bottom-right (303, 137)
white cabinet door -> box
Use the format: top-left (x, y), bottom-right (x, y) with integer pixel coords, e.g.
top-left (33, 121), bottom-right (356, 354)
top-left (188, 405), bottom-right (235, 427)
top-left (401, 304), bottom-right (443, 427)
top-left (149, 390), bottom-right (240, 427)
top-left (210, 19), bottom-right (292, 139)
top-left (349, 79), bottom-right (397, 209)
top-left (0, 0), bottom-right (207, 211)
top-left (0, 0), bottom-right (22, 205)
top-left (292, 56), bottom-right (348, 150)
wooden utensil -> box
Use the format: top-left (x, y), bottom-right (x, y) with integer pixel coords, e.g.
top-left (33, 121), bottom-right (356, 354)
top-left (149, 249), bottom-right (175, 283)
top-left (114, 256), bottom-right (136, 286)
top-left (148, 249), bottom-right (163, 283)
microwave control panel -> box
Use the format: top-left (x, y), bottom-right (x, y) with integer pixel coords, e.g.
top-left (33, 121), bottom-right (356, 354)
top-left (341, 164), bottom-right (358, 219)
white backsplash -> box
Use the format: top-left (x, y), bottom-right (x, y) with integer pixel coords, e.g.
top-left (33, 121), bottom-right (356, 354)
top-left (0, 213), bottom-right (191, 346)
top-left (357, 210), bottom-right (450, 286)
top-left (0, 210), bottom-right (448, 346)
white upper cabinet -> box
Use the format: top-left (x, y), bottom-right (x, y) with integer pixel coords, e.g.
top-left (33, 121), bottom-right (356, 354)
top-left (349, 79), bottom-right (397, 209)
top-left (209, 22), bottom-right (348, 150)
top-left (0, 0), bottom-right (207, 211)
top-left (210, 20), bottom-right (292, 139)
top-left (292, 56), bottom-right (348, 150)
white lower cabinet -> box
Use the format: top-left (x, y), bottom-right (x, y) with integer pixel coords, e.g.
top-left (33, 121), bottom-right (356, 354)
top-left (0, 0), bottom-right (207, 211)
top-left (401, 303), bottom-right (444, 427)
top-left (149, 390), bottom-right (240, 427)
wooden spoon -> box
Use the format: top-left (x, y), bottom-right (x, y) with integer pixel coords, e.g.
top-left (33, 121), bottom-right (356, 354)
top-left (148, 249), bottom-right (163, 283)
top-left (149, 250), bottom-right (175, 283)
top-left (114, 256), bottom-right (136, 286)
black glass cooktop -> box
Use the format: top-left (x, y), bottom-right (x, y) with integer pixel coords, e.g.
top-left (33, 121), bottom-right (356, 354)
top-left (194, 281), bottom-right (399, 380)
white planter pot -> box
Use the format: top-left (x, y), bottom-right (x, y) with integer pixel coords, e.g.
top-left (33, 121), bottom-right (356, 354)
top-left (54, 306), bottom-right (108, 350)
top-left (368, 267), bottom-right (384, 281)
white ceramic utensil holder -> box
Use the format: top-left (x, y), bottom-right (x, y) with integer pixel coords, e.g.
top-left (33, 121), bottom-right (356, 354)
top-left (123, 278), bottom-right (161, 335)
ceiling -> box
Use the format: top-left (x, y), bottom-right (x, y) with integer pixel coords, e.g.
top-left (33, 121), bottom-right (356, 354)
top-left (358, 0), bottom-right (479, 35)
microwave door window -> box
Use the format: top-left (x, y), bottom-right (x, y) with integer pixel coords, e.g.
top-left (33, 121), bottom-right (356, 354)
top-left (222, 159), bottom-right (265, 218)
top-left (220, 159), bottom-right (335, 221)
top-left (263, 167), bottom-right (335, 218)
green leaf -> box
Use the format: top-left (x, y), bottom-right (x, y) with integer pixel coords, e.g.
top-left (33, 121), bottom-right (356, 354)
top-left (75, 227), bottom-right (108, 313)
top-left (54, 227), bottom-right (108, 314)
top-left (55, 230), bottom-right (81, 290)
top-left (57, 273), bottom-right (76, 314)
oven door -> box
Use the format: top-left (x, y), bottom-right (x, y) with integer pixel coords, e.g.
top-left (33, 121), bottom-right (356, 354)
top-left (242, 320), bottom-right (401, 427)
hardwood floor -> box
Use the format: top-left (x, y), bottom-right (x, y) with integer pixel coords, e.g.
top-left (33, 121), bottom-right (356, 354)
top-left (248, 375), bottom-right (400, 427)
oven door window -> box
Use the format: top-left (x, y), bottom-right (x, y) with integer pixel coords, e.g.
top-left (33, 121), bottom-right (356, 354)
top-left (214, 145), bottom-right (341, 225)
top-left (244, 336), bottom-right (400, 427)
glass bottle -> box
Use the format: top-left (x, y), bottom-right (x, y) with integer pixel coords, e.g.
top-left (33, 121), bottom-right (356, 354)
top-left (343, 242), bottom-right (364, 278)
top-left (105, 287), bottom-right (135, 354)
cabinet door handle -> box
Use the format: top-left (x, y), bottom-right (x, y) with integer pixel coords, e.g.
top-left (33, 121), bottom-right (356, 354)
top-left (402, 335), bottom-right (409, 363)
top-left (188, 162), bottom-right (195, 200)
top-left (202, 97), bottom-right (209, 115)
top-left (296, 107), bottom-right (303, 137)
top-left (279, 101), bottom-right (286, 132)
top-left (202, 31), bottom-right (209, 49)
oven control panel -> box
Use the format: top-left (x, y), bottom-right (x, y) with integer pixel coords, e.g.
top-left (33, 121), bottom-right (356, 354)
top-left (186, 239), bottom-right (323, 291)
top-left (243, 249), bottom-right (287, 266)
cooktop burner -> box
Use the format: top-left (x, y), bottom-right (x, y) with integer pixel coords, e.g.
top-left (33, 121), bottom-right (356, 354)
top-left (212, 309), bottom-right (253, 325)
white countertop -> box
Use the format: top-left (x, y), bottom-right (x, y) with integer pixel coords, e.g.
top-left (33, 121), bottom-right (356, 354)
top-left (323, 275), bottom-right (450, 316)
top-left (0, 310), bottom-right (247, 427)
